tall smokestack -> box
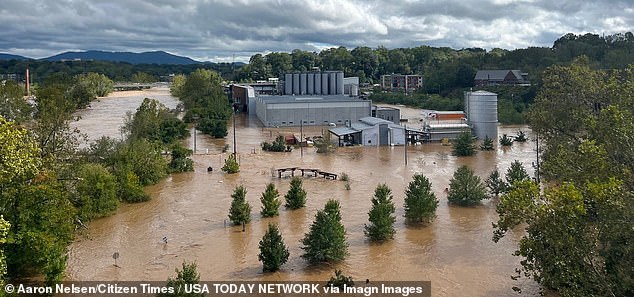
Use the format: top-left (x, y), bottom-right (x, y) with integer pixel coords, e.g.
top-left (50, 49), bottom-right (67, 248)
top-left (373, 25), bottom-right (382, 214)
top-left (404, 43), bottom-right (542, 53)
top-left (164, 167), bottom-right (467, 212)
top-left (25, 67), bottom-right (30, 96)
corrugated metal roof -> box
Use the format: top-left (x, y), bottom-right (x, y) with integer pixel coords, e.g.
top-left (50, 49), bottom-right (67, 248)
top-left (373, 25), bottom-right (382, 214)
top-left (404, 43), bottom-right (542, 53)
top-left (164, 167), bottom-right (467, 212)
top-left (330, 127), bottom-right (359, 136)
top-left (359, 117), bottom-right (393, 125)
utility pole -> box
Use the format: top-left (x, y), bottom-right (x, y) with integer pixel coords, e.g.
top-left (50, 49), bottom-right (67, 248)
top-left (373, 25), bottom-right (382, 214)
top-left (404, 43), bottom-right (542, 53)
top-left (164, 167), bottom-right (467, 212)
top-left (536, 133), bottom-right (540, 183)
top-left (404, 123), bottom-right (408, 166)
top-left (233, 111), bottom-right (237, 157)
top-left (300, 120), bottom-right (304, 158)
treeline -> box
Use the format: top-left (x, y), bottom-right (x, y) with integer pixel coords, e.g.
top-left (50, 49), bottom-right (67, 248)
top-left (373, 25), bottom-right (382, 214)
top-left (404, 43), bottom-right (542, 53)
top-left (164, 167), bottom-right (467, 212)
top-left (0, 74), bottom-right (192, 284)
top-left (0, 59), bottom-right (238, 84)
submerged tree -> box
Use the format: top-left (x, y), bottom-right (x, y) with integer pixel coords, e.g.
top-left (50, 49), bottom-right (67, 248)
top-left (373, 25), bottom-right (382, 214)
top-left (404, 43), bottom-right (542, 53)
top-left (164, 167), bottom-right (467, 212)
top-left (499, 134), bottom-right (514, 146)
top-left (364, 184), bottom-right (396, 241)
top-left (228, 185), bottom-right (251, 225)
top-left (258, 223), bottom-right (289, 272)
top-left (326, 269), bottom-right (355, 290)
top-left (485, 169), bottom-right (507, 198)
top-left (260, 183), bottom-right (281, 217)
top-left (221, 154), bottom-right (240, 174)
top-left (284, 177), bottom-right (307, 209)
top-left (479, 135), bottom-right (495, 151)
top-left (447, 166), bottom-right (488, 206)
top-left (157, 261), bottom-right (202, 297)
top-left (514, 130), bottom-right (528, 142)
top-left (452, 131), bottom-right (476, 156)
top-left (301, 200), bottom-right (348, 263)
top-left (403, 173), bottom-right (438, 223)
top-left (505, 160), bottom-right (530, 188)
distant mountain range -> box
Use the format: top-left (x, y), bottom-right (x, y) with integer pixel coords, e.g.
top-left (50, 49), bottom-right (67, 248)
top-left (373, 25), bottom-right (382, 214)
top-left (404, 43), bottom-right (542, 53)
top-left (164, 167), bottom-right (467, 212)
top-left (0, 50), bottom-right (203, 65)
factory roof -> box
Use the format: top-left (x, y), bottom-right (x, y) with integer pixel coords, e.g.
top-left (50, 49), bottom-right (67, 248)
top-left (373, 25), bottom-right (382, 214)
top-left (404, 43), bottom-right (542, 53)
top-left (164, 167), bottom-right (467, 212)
top-left (258, 94), bottom-right (365, 104)
top-left (329, 117), bottom-right (404, 136)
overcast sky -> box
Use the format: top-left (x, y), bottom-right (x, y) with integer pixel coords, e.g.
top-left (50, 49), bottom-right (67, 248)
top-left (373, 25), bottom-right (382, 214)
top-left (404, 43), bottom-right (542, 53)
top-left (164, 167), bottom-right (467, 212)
top-left (1, 0), bottom-right (632, 62)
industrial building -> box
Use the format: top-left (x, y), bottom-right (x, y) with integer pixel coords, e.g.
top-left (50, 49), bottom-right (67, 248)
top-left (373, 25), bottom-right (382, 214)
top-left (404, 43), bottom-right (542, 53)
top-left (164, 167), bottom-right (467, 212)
top-left (372, 105), bottom-right (401, 124)
top-left (464, 90), bottom-right (498, 140)
top-left (329, 117), bottom-right (406, 146)
top-left (284, 71), bottom-right (346, 96)
top-left (474, 70), bottom-right (530, 87)
top-left (421, 111), bottom-right (471, 141)
top-left (255, 95), bottom-right (371, 127)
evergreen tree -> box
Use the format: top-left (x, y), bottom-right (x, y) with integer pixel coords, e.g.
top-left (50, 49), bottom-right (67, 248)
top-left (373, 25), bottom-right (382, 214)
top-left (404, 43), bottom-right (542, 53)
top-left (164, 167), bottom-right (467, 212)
top-left (301, 200), bottom-right (348, 263)
top-left (452, 131), bottom-right (476, 156)
top-left (221, 154), bottom-right (240, 174)
top-left (506, 160), bottom-right (530, 187)
top-left (485, 169), bottom-right (508, 197)
top-left (499, 134), bottom-right (514, 146)
top-left (284, 177), bottom-right (307, 209)
top-left (364, 184), bottom-right (396, 241)
top-left (326, 269), bottom-right (354, 290)
top-left (447, 166), bottom-right (488, 206)
top-left (514, 130), bottom-right (528, 142)
top-left (258, 223), bottom-right (289, 272)
top-left (479, 135), bottom-right (495, 151)
top-left (157, 261), bottom-right (202, 297)
top-left (228, 185), bottom-right (251, 225)
top-left (260, 183), bottom-right (281, 217)
top-left (403, 173), bottom-right (439, 223)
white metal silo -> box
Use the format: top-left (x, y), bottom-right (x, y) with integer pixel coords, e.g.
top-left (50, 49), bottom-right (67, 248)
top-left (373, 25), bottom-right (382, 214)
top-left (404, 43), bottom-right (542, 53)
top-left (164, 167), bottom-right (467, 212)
top-left (299, 73), bottom-right (307, 95)
top-left (307, 73), bottom-right (314, 94)
top-left (336, 71), bottom-right (344, 95)
top-left (314, 73), bottom-right (322, 95)
top-left (292, 73), bottom-right (300, 95)
top-left (329, 72), bottom-right (336, 95)
top-left (465, 90), bottom-right (498, 140)
top-left (321, 72), bottom-right (329, 94)
top-left (284, 73), bottom-right (293, 95)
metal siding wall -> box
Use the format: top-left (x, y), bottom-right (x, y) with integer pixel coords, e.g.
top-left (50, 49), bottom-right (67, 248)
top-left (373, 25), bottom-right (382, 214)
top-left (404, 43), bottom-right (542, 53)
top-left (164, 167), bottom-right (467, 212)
top-left (300, 73), bottom-right (307, 95)
top-left (329, 72), bottom-right (336, 95)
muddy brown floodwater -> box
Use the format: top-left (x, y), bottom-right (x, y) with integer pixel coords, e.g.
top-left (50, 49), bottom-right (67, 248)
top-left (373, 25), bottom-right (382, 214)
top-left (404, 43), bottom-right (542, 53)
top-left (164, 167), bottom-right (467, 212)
top-left (67, 88), bottom-right (541, 296)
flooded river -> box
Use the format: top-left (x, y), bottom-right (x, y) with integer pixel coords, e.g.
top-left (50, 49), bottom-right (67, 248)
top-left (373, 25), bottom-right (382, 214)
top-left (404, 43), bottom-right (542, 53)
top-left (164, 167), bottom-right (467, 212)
top-left (67, 88), bottom-right (540, 296)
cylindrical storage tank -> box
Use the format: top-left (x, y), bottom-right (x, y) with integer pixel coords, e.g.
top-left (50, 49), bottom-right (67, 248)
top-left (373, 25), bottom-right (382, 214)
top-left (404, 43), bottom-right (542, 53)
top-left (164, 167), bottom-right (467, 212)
top-left (329, 72), bottom-right (336, 95)
top-left (292, 73), bottom-right (300, 95)
top-left (336, 71), bottom-right (344, 95)
top-left (314, 73), bottom-right (322, 95)
top-left (284, 73), bottom-right (292, 95)
top-left (300, 73), bottom-right (307, 95)
top-left (321, 72), bottom-right (329, 95)
top-left (465, 91), bottom-right (498, 140)
top-left (351, 84), bottom-right (359, 97)
top-left (307, 73), bottom-right (314, 94)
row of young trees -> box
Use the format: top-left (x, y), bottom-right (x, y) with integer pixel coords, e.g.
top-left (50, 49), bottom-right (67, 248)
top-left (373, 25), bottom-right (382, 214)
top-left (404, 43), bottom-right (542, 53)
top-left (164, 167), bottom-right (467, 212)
top-left (229, 162), bottom-right (531, 273)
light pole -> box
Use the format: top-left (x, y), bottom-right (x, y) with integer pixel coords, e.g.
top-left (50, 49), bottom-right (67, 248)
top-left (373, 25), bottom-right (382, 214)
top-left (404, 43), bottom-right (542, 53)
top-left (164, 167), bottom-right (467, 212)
top-left (232, 110), bottom-right (237, 157)
top-left (192, 115), bottom-right (199, 154)
top-left (404, 123), bottom-right (408, 166)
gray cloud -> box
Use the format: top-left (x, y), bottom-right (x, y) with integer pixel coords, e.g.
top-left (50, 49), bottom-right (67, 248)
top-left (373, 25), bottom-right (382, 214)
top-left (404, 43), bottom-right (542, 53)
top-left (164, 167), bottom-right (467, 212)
top-left (1, 0), bottom-right (632, 62)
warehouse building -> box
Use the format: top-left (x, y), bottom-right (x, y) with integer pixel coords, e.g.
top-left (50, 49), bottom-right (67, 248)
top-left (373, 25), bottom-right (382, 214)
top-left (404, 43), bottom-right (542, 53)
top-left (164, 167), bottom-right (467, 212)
top-left (255, 95), bottom-right (371, 127)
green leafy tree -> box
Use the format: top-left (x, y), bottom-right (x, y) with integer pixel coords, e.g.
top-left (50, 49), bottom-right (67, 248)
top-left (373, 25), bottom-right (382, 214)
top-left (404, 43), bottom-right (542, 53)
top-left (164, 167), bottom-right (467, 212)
top-left (0, 216), bottom-right (8, 288)
top-left (403, 173), bottom-right (438, 223)
top-left (0, 80), bottom-right (32, 124)
top-left (75, 163), bottom-right (118, 220)
top-left (169, 144), bottom-right (194, 173)
top-left (314, 132), bottom-right (336, 153)
top-left (258, 223), bottom-right (289, 272)
top-left (485, 169), bottom-right (507, 197)
top-left (447, 166), bottom-right (488, 206)
top-left (169, 74), bottom-right (186, 98)
top-left (499, 134), bottom-right (514, 146)
top-left (114, 167), bottom-right (150, 203)
top-left (479, 135), bottom-right (495, 151)
top-left (115, 138), bottom-right (168, 186)
top-left (284, 177), bottom-right (307, 209)
top-left (260, 183), bottom-right (281, 217)
top-left (505, 160), bottom-right (530, 188)
top-left (364, 184), bottom-right (396, 241)
top-left (452, 131), bottom-right (476, 156)
top-left (157, 261), bottom-right (202, 297)
top-left (301, 199), bottom-right (348, 263)
top-left (76, 72), bottom-right (114, 97)
top-left (228, 185), bottom-right (251, 225)
top-left (261, 135), bottom-right (287, 152)
top-left (221, 154), bottom-right (240, 174)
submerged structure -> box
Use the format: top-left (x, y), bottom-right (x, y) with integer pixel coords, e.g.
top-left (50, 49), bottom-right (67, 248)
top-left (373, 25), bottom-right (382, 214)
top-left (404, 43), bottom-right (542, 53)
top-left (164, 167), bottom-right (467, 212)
top-left (464, 90), bottom-right (498, 140)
